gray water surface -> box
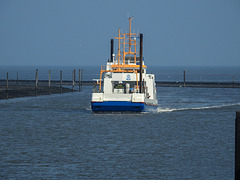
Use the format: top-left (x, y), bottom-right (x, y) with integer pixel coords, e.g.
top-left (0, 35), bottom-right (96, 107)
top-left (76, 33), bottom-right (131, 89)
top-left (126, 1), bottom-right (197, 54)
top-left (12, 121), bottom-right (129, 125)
top-left (0, 86), bottom-right (239, 179)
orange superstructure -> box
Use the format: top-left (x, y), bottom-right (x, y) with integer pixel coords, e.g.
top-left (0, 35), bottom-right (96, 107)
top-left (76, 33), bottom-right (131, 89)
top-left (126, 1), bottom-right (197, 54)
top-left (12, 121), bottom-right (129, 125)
top-left (97, 18), bottom-right (147, 90)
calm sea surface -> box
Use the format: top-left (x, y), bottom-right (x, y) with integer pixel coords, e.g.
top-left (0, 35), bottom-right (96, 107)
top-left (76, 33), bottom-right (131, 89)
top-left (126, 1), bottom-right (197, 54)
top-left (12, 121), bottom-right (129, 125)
top-left (0, 85), bottom-right (240, 179)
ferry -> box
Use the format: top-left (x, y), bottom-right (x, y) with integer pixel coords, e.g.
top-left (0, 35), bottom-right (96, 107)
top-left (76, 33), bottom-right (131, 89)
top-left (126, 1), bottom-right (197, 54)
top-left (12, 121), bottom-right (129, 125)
top-left (91, 18), bottom-right (158, 112)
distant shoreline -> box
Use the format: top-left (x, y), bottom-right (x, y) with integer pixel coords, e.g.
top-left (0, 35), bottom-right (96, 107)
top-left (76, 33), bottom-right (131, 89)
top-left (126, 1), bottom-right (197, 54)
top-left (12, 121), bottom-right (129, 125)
top-left (1, 66), bottom-right (239, 83)
top-left (0, 80), bottom-right (239, 100)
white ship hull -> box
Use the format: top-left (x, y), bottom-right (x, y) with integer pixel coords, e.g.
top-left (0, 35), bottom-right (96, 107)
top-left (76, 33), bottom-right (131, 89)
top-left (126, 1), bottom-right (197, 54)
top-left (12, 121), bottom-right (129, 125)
top-left (91, 93), bottom-right (158, 112)
top-left (91, 18), bottom-right (158, 112)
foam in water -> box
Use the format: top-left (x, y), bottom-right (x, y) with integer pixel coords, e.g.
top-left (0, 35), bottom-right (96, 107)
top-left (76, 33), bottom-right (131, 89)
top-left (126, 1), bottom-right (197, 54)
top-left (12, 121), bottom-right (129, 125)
top-left (156, 103), bottom-right (240, 113)
top-left (87, 103), bottom-right (240, 113)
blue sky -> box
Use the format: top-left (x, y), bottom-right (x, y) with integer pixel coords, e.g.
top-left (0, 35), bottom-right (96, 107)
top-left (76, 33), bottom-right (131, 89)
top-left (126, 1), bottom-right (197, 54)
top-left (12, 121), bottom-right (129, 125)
top-left (0, 0), bottom-right (240, 66)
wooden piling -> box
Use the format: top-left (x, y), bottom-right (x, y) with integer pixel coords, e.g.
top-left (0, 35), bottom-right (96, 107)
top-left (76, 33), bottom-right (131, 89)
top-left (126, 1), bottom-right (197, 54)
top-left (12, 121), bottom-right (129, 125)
top-left (17, 72), bottom-right (19, 84)
top-left (183, 70), bottom-right (186, 87)
top-left (48, 70), bottom-right (51, 94)
top-left (236, 111), bottom-right (240, 180)
top-left (35, 69), bottom-right (38, 96)
top-left (81, 69), bottom-right (83, 91)
top-left (233, 76), bottom-right (235, 88)
top-left (78, 69), bottom-right (81, 91)
top-left (6, 72), bottom-right (8, 99)
top-left (60, 70), bottom-right (62, 93)
top-left (48, 70), bottom-right (51, 88)
top-left (73, 69), bottom-right (75, 92)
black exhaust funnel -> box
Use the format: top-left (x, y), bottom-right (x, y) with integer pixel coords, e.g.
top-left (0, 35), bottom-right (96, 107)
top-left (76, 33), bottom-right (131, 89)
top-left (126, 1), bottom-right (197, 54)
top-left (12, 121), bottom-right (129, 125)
top-left (111, 39), bottom-right (114, 62)
top-left (140, 34), bottom-right (143, 93)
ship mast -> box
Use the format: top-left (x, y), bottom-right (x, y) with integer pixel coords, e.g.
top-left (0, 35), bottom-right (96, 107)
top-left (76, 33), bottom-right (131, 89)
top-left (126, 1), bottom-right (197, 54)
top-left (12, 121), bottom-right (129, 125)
top-left (97, 18), bottom-right (147, 91)
top-left (121, 17), bottom-right (138, 65)
top-left (114, 29), bottom-right (123, 71)
top-left (128, 17), bottom-right (132, 59)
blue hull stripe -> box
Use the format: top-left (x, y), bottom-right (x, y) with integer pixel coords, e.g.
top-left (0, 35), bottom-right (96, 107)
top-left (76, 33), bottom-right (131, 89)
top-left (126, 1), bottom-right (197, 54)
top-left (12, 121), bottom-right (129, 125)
top-left (92, 101), bottom-right (145, 112)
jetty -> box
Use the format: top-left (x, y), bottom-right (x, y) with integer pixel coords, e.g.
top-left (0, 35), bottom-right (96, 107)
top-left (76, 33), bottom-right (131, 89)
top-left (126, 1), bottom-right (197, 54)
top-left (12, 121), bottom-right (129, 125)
top-left (0, 80), bottom-right (80, 100)
top-left (1, 66), bottom-right (239, 100)
top-left (1, 80), bottom-right (240, 100)
top-left (0, 69), bottom-right (83, 100)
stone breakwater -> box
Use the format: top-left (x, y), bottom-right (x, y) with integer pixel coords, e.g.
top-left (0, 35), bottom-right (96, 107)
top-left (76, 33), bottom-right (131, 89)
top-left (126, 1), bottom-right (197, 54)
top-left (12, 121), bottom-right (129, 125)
top-left (0, 85), bottom-right (74, 100)
top-left (0, 80), bottom-right (79, 100)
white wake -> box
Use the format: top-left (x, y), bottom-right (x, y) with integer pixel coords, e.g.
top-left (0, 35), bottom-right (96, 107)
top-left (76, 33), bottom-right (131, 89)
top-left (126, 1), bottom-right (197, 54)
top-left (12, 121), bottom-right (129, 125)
top-left (156, 103), bottom-right (240, 113)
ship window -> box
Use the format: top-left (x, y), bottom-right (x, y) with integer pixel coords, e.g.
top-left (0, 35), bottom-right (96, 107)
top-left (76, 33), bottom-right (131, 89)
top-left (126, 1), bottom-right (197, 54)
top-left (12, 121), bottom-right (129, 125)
top-left (113, 83), bottom-right (125, 94)
top-left (114, 83), bottom-right (125, 89)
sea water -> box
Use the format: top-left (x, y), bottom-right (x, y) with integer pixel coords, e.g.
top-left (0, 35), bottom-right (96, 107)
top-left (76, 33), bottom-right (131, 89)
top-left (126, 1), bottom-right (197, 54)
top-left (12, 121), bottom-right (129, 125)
top-left (0, 85), bottom-right (239, 179)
